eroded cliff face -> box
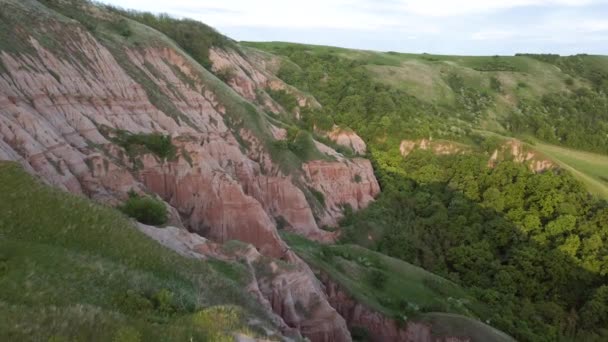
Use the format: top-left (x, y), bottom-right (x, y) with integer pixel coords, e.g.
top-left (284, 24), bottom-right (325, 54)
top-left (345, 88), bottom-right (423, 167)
top-left (400, 138), bottom-right (555, 173)
top-left (304, 157), bottom-right (380, 227)
top-left (137, 223), bottom-right (351, 341)
top-left (400, 139), bottom-right (467, 157)
top-left (328, 126), bottom-right (367, 155)
top-left (0, 22), bottom-right (375, 249)
top-left (0, 3), bottom-right (380, 340)
top-left (487, 139), bottom-right (555, 173)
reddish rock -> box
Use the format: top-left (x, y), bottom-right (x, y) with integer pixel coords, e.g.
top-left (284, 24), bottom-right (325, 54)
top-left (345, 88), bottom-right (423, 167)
top-left (328, 126), bottom-right (367, 155)
top-left (488, 139), bottom-right (555, 173)
top-left (400, 139), bottom-right (466, 157)
top-left (303, 156), bottom-right (380, 227)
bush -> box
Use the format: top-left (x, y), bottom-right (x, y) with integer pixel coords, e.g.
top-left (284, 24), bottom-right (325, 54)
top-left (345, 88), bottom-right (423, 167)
top-left (368, 269), bottom-right (387, 290)
top-left (114, 289), bottom-right (154, 315)
top-left (112, 19), bottom-right (132, 38)
top-left (275, 215), bottom-right (289, 230)
top-left (267, 88), bottom-right (299, 112)
top-left (114, 131), bottom-right (176, 161)
top-left (351, 326), bottom-right (371, 341)
top-left (214, 66), bottom-right (236, 83)
top-left (119, 192), bottom-right (168, 226)
top-left (309, 187), bottom-right (326, 207)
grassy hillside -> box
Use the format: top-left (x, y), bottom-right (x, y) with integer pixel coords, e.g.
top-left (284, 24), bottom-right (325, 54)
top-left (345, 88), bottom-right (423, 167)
top-left (478, 130), bottom-right (608, 200)
top-left (244, 42), bottom-right (575, 109)
top-left (282, 233), bottom-right (514, 341)
top-left (0, 162), bottom-right (274, 341)
top-left (533, 142), bottom-right (608, 199)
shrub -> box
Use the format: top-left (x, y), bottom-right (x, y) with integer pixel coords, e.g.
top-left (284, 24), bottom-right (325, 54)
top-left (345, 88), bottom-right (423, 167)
top-left (114, 289), bottom-right (154, 315)
top-left (351, 326), bottom-right (371, 341)
top-left (119, 192), bottom-right (168, 226)
top-left (153, 289), bottom-right (176, 316)
top-left (114, 131), bottom-right (176, 161)
top-left (288, 131), bottom-right (325, 161)
top-left (112, 19), bottom-right (132, 38)
top-left (275, 215), bottom-right (289, 230)
top-left (368, 269), bottom-right (387, 290)
top-left (214, 66), bottom-right (236, 83)
top-left (309, 187), bottom-right (326, 207)
top-left (267, 88), bottom-right (298, 112)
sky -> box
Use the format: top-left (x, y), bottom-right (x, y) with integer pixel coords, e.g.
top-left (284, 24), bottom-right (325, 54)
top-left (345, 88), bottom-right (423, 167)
top-left (101, 0), bottom-right (608, 55)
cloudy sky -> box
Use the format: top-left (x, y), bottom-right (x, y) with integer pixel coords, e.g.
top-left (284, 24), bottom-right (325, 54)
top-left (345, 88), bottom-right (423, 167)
top-left (101, 0), bottom-right (608, 55)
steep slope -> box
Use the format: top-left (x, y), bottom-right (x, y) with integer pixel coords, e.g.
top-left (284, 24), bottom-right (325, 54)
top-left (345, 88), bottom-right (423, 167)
top-left (0, 161), bottom-right (280, 341)
top-left (0, 1), bottom-right (383, 340)
top-left (283, 233), bottom-right (515, 342)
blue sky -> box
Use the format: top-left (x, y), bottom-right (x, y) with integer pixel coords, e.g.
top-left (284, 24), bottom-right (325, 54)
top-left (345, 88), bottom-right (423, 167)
top-left (101, 0), bottom-right (608, 55)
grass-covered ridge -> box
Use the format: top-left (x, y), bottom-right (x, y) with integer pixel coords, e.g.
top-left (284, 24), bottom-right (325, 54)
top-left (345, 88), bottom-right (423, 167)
top-left (282, 233), bottom-right (514, 342)
top-left (0, 162), bottom-right (273, 341)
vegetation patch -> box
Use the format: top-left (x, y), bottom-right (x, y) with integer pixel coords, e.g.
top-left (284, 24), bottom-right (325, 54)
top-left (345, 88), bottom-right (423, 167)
top-left (118, 192), bottom-right (168, 226)
top-left (283, 233), bottom-right (490, 321)
top-left (267, 88), bottom-right (299, 112)
top-left (113, 131), bottom-right (177, 162)
top-left (470, 56), bottom-right (518, 72)
top-left (106, 6), bottom-right (235, 69)
top-left (308, 187), bottom-right (326, 207)
top-left (213, 66), bottom-right (236, 83)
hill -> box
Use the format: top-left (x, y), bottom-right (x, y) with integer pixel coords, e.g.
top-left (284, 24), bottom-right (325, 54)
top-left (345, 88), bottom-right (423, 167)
top-left (246, 41), bottom-right (608, 341)
top-left (283, 233), bottom-right (515, 342)
top-left (2, 1), bottom-right (608, 341)
top-left (0, 161), bottom-right (278, 340)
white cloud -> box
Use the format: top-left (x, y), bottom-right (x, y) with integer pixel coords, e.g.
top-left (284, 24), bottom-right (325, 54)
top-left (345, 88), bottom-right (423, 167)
top-left (110, 0), bottom-right (387, 30)
top-left (396, 0), bottom-right (605, 17)
top-left (100, 0), bottom-right (608, 54)
top-left (103, 0), bottom-right (608, 31)
top-left (471, 30), bottom-right (517, 41)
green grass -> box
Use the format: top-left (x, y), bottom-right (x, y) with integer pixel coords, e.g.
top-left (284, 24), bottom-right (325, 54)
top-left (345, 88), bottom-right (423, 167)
top-left (119, 192), bottom-right (168, 226)
top-left (113, 131), bottom-right (177, 162)
top-left (421, 313), bottom-right (515, 342)
top-left (282, 233), bottom-right (513, 341)
top-left (282, 233), bottom-right (487, 319)
top-left (0, 162), bottom-right (272, 341)
top-left (532, 142), bottom-right (608, 199)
